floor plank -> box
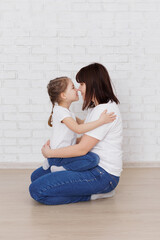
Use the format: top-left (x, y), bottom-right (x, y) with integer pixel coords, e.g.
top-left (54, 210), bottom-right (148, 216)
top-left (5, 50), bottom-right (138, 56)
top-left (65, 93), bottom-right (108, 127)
top-left (1, 168), bottom-right (160, 240)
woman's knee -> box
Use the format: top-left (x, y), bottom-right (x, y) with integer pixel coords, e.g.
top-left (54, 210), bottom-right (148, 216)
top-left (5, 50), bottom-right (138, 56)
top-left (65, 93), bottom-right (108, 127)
top-left (30, 167), bottom-right (50, 182)
top-left (29, 181), bottom-right (42, 202)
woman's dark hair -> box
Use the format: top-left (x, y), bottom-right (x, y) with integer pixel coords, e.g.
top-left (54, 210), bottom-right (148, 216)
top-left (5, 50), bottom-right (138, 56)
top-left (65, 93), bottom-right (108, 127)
top-left (47, 77), bottom-right (69, 127)
top-left (76, 63), bottom-right (120, 110)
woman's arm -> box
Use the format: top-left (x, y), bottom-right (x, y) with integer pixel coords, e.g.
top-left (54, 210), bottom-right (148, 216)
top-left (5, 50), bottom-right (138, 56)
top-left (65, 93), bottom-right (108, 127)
top-left (41, 134), bottom-right (99, 158)
top-left (62, 110), bottom-right (116, 134)
top-left (76, 117), bottom-right (85, 124)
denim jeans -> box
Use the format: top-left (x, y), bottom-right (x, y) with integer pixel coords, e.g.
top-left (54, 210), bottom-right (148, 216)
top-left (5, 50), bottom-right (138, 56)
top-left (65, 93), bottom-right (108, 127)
top-left (48, 151), bottom-right (100, 171)
top-left (29, 164), bottom-right (120, 205)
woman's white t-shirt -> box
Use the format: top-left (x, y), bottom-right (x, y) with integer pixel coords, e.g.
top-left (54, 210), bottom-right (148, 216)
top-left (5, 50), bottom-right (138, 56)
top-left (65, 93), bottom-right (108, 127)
top-left (50, 105), bottom-right (77, 149)
top-left (84, 100), bottom-right (123, 177)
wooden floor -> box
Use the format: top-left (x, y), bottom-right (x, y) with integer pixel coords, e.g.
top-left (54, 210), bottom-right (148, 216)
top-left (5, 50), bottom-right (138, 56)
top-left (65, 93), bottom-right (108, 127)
top-left (1, 168), bottom-right (160, 240)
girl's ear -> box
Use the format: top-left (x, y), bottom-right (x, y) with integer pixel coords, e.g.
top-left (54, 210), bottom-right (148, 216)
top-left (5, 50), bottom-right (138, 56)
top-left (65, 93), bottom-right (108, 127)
top-left (60, 92), bottom-right (67, 100)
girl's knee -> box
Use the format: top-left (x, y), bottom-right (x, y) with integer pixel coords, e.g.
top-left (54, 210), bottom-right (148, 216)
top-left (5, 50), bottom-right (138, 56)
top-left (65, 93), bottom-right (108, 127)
top-left (87, 152), bottom-right (100, 164)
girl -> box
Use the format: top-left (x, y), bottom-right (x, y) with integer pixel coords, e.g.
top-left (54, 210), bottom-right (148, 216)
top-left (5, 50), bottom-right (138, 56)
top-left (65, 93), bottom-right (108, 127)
top-left (29, 63), bottom-right (123, 205)
top-left (40, 76), bottom-right (116, 179)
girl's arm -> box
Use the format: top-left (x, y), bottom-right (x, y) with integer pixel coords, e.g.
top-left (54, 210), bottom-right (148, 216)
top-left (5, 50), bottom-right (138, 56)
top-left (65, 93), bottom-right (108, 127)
top-left (41, 134), bottom-right (99, 158)
top-left (76, 136), bottom-right (82, 144)
top-left (62, 110), bottom-right (116, 134)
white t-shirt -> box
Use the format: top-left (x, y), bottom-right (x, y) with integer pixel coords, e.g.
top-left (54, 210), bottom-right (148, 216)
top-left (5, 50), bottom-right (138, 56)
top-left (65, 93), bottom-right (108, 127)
top-left (50, 105), bottom-right (77, 149)
top-left (84, 100), bottom-right (123, 177)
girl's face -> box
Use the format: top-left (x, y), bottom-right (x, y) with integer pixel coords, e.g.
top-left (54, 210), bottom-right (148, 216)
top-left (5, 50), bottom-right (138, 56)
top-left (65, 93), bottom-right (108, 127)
top-left (77, 82), bottom-right (86, 100)
top-left (63, 79), bottom-right (79, 103)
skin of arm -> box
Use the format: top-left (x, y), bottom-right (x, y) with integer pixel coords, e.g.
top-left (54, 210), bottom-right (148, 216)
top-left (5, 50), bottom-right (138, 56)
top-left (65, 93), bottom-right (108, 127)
top-left (41, 134), bottom-right (99, 159)
top-left (76, 117), bottom-right (85, 124)
top-left (62, 109), bottom-right (115, 134)
top-left (76, 136), bottom-right (82, 144)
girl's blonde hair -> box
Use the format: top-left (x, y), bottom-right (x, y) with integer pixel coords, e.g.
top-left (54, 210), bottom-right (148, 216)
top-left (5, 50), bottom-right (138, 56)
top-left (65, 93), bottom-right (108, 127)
top-left (47, 77), bottom-right (69, 127)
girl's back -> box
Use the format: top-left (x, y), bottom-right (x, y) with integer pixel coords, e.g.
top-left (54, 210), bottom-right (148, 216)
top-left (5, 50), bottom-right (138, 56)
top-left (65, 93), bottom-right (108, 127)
top-left (50, 105), bottom-right (77, 149)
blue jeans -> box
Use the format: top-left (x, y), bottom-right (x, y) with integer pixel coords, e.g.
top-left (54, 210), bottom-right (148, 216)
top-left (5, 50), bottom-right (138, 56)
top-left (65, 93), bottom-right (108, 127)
top-left (29, 164), bottom-right (120, 205)
top-left (33, 152), bottom-right (100, 182)
top-left (48, 152), bottom-right (100, 170)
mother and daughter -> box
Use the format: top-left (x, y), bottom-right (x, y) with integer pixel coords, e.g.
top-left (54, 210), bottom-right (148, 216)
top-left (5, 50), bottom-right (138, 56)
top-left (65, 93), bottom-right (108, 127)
top-left (29, 63), bottom-right (123, 205)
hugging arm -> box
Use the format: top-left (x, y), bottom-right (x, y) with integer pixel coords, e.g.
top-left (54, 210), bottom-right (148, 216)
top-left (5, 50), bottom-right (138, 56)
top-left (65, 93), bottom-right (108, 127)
top-left (42, 134), bottom-right (99, 159)
top-left (42, 135), bottom-right (100, 172)
top-left (62, 110), bottom-right (116, 135)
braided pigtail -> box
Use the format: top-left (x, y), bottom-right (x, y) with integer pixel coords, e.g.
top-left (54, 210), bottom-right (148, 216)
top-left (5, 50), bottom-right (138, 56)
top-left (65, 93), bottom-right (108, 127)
top-left (48, 104), bottom-right (54, 127)
top-left (47, 76), bottom-right (69, 127)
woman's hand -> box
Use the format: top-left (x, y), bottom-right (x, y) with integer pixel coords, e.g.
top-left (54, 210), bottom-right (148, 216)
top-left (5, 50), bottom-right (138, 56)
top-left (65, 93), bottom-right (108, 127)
top-left (99, 109), bottom-right (116, 124)
top-left (45, 139), bottom-right (50, 146)
top-left (41, 143), bottom-right (51, 158)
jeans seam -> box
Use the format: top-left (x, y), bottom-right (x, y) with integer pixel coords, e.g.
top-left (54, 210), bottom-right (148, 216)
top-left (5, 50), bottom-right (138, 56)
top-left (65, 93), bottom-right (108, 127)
top-left (39, 177), bottom-right (98, 194)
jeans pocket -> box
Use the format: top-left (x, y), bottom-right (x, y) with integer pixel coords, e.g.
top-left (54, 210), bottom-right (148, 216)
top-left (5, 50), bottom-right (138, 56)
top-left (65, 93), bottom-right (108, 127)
top-left (109, 174), bottom-right (119, 185)
top-left (109, 180), bottom-right (116, 190)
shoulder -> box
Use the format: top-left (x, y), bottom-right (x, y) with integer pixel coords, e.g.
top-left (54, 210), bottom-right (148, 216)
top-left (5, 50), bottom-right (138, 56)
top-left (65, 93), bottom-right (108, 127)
top-left (92, 101), bottom-right (119, 114)
top-left (54, 106), bottom-right (70, 114)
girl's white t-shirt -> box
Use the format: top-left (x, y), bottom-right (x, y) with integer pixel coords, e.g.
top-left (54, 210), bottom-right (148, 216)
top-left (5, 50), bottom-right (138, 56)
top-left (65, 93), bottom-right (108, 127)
top-left (84, 101), bottom-right (123, 177)
top-left (50, 105), bottom-right (77, 149)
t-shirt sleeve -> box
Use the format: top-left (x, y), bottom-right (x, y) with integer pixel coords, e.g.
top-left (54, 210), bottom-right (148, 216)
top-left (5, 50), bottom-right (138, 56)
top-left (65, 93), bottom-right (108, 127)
top-left (85, 107), bottom-right (117, 140)
top-left (55, 108), bottom-right (72, 122)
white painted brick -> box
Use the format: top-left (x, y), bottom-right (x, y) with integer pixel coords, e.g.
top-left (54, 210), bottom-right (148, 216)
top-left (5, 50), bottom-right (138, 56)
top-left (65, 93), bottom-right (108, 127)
top-left (0, 88), bottom-right (17, 96)
top-left (128, 121), bottom-right (156, 129)
top-left (4, 145), bottom-right (31, 154)
top-left (0, 105), bottom-right (16, 113)
top-left (122, 113), bottom-right (141, 120)
top-left (133, 3), bottom-right (157, 11)
top-left (123, 129), bottom-right (142, 137)
top-left (2, 155), bottom-right (17, 162)
top-left (0, 55), bottom-right (16, 63)
top-left (18, 105), bottom-right (44, 113)
top-left (18, 122), bottom-right (45, 130)
top-left (17, 138), bottom-right (43, 146)
top-left (4, 130), bottom-right (31, 138)
top-left (130, 88), bottom-right (156, 96)
top-left (0, 72), bottom-right (16, 79)
top-left (3, 80), bottom-right (30, 88)
top-left (143, 113), bottom-right (160, 121)
top-left (0, 138), bottom-right (17, 146)
top-left (143, 96), bottom-right (160, 104)
top-left (0, 0), bottom-right (160, 164)
top-left (103, 3), bottom-right (129, 11)
top-left (102, 55), bottom-right (128, 63)
top-left (17, 55), bottom-right (44, 63)
top-left (3, 97), bottom-right (29, 105)
top-left (32, 130), bottom-right (49, 138)
top-left (0, 122), bottom-right (17, 129)
top-left (32, 47), bottom-right (57, 54)
top-left (18, 72), bottom-right (43, 80)
top-left (4, 113), bottom-right (31, 121)
top-left (130, 104), bottom-right (144, 113)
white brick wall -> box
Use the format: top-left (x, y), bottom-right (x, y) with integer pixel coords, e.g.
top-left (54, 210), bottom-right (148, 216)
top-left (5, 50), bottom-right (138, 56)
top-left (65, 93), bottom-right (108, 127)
top-left (0, 0), bottom-right (160, 166)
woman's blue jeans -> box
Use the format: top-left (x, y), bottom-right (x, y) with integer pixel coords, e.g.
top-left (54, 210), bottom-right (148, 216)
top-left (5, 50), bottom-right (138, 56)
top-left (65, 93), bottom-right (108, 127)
top-left (29, 153), bottom-right (120, 205)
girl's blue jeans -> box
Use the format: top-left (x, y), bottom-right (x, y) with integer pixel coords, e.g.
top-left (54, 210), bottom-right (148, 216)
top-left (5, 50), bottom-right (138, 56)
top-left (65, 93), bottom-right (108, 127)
top-left (29, 152), bottom-right (120, 205)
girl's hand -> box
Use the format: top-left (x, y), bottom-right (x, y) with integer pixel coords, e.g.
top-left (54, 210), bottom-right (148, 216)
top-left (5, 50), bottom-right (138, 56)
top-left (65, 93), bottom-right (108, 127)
top-left (41, 144), bottom-right (51, 158)
top-left (99, 109), bottom-right (117, 124)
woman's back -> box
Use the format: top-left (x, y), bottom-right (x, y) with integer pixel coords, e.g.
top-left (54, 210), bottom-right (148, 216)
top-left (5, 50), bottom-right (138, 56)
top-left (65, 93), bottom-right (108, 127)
top-left (84, 100), bottom-right (123, 177)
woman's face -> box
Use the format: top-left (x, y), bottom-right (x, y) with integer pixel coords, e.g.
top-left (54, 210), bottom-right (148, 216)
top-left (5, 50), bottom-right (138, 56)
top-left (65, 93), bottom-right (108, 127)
top-left (78, 83), bottom-right (86, 100)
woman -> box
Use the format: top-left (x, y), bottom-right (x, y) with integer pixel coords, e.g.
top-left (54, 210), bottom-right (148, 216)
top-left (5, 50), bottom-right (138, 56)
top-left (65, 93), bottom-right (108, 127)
top-left (29, 63), bottom-right (123, 205)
